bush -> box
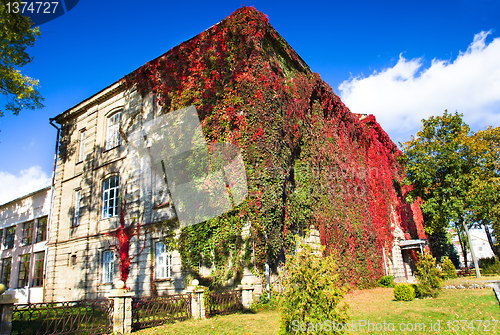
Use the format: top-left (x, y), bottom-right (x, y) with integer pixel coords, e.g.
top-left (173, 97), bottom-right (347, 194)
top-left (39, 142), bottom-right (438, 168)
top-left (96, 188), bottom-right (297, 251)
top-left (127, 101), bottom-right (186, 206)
top-left (378, 275), bottom-right (395, 287)
top-left (480, 257), bottom-right (500, 275)
top-left (411, 284), bottom-right (421, 298)
top-left (442, 256), bottom-right (458, 279)
top-left (416, 252), bottom-right (444, 298)
top-left (394, 283), bottom-right (415, 301)
top-left (278, 239), bottom-right (349, 334)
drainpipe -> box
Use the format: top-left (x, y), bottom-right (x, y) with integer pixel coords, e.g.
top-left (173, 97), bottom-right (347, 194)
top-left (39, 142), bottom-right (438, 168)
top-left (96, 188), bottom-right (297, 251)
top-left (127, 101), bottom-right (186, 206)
top-left (44, 118), bottom-right (61, 301)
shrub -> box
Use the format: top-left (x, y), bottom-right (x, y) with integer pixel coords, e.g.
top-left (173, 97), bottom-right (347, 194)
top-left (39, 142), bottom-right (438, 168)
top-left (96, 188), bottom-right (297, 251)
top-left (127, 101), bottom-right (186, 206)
top-left (416, 252), bottom-right (444, 298)
top-left (394, 283), bottom-right (415, 301)
top-left (480, 257), bottom-right (500, 275)
top-left (411, 283), bottom-right (421, 298)
top-left (378, 275), bottom-right (395, 287)
top-left (442, 256), bottom-right (458, 279)
top-left (278, 239), bottom-right (349, 334)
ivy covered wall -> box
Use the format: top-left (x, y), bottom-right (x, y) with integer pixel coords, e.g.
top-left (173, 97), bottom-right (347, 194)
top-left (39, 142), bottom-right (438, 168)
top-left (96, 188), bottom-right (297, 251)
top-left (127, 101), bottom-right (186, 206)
top-left (123, 7), bottom-right (426, 288)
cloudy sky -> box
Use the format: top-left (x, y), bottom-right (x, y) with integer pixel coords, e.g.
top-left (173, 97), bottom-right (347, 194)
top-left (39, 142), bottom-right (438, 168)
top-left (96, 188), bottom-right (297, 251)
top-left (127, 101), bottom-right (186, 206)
top-left (1, 0), bottom-right (499, 204)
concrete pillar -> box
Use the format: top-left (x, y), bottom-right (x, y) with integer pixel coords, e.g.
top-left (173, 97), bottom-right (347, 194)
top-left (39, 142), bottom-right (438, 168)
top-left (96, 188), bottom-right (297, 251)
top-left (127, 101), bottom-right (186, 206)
top-left (185, 285), bottom-right (206, 319)
top-left (0, 294), bottom-right (18, 335)
top-left (107, 289), bottom-right (134, 334)
top-left (239, 285), bottom-right (255, 310)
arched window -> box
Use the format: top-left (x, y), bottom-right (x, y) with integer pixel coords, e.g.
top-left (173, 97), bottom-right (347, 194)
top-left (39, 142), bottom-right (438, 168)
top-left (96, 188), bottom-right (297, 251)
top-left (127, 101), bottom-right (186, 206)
top-left (106, 111), bottom-right (122, 150)
top-left (102, 175), bottom-right (119, 218)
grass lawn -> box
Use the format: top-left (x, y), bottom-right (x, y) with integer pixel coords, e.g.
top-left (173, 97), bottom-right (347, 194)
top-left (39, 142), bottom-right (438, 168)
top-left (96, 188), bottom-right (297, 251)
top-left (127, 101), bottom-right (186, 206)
top-left (135, 287), bottom-right (500, 334)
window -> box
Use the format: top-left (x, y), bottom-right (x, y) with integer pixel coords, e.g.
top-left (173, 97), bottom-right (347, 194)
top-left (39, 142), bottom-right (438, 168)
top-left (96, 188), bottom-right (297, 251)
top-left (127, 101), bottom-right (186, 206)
top-left (4, 227), bottom-right (15, 249)
top-left (106, 112), bottom-right (122, 150)
top-left (102, 176), bottom-right (119, 218)
top-left (22, 221), bottom-right (34, 245)
top-left (78, 130), bottom-right (86, 162)
top-left (102, 250), bottom-right (114, 283)
top-left (155, 241), bottom-right (172, 279)
top-left (1, 258), bottom-right (11, 288)
top-left (35, 216), bottom-right (47, 243)
top-left (32, 252), bottom-right (45, 287)
top-left (73, 190), bottom-right (81, 226)
top-left (18, 254), bottom-right (30, 288)
top-left (0, 229), bottom-right (3, 248)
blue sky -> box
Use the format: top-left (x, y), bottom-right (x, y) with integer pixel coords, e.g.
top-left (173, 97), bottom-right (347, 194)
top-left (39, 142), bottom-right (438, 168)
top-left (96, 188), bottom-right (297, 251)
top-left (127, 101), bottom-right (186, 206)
top-left (1, 0), bottom-right (500, 204)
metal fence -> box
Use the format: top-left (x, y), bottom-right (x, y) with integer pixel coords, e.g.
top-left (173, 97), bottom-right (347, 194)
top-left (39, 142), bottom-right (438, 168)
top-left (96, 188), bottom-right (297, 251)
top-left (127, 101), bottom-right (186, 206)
top-left (207, 289), bottom-right (243, 317)
top-left (12, 299), bottom-right (113, 335)
top-left (131, 293), bottom-right (191, 330)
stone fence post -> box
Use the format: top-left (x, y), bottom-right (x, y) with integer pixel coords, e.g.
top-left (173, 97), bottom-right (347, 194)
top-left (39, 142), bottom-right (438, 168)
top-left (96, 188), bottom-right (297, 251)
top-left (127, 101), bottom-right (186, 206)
top-left (238, 285), bottom-right (255, 310)
top-left (185, 284), bottom-right (206, 319)
top-left (0, 293), bottom-right (18, 335)
top-left (107, 289), bottom-right (134, 334)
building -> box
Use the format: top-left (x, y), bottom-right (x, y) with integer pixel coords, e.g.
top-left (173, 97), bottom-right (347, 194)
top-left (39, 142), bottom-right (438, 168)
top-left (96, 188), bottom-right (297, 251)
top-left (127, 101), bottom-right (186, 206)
top-left (0, 186), bottom-right (50, 303)
top-left (46, 7), bottom-right (426, 301)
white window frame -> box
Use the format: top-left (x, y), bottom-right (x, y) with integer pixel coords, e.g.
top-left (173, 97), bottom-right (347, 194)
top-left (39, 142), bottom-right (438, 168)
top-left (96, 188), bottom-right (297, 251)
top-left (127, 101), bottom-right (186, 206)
top-left (106, 112), bottom-right (122, 150)
top-left (78, 130), bottom-right (86, 162)
top-left (102, 176), bottom-right (119, 218)
top-left (73, 190), bottom-right (81, 226)
top-left (102, 250), bottom-right (114, 284)
top-left (155, 241), bottom-right (172, 279)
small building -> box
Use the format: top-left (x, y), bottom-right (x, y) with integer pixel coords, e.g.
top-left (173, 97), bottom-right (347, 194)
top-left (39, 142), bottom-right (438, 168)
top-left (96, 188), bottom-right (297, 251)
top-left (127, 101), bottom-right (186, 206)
top-left (0, 186), bottom-right (50, 303)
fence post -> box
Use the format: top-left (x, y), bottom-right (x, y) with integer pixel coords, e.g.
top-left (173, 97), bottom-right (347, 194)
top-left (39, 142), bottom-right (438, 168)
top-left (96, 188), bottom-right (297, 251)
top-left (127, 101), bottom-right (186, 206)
top-left (239, 284), bottom-right (255, 310)
top-left (108, 289), bottom-right (134, 334)
top-left (186, 280), bottom-right (206, 319)
top-left (0, 293), bottom-right (18, 335)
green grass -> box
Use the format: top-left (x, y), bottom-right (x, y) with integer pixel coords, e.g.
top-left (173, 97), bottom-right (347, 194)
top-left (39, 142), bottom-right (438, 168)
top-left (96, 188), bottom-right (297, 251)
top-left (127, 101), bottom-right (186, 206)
top-left (345, 287), bottom-right (500, 334)
top-left (135, 287), bottom-right (500, 334)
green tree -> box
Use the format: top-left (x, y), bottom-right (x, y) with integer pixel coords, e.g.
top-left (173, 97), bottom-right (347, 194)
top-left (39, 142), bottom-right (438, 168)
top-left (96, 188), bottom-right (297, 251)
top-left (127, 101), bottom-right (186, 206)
top-left (0, 0), bottom-right (44, 116)
top-left (277, 239), bottom-right (349, 334)
top-left (415, 252), bottom-right (444, 298)
top-left (462, 126), bottom-right (500, 258)
top-left (401, 111), bottom-right (481, 276)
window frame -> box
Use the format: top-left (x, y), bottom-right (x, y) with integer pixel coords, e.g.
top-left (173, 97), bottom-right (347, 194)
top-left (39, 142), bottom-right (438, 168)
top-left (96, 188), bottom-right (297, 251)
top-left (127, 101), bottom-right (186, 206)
top-left (18, 254), bottom-right (30, 288)
top-left (78, 129), bottom-right (86, 162)
top-left (102, 176), bottom-right (120, 218)
top-left (105, 111), bottom-right (122, 150)
top-left (1, 257), bottom-right (12, 288)
top-left (73, 190), bottom-right (81, 226)
top-left (102, 250), bottom-right (114, 284)
top-left (22, 221), bottom-right (34, 245)
top-left (32, 252), bottom-right (45, 287)
top-left (4, 227), bottom-right (15, 249)
top-left (35, 216), bottom-right (47, 243)
top-left (155, 241), bottom-right (172, 279)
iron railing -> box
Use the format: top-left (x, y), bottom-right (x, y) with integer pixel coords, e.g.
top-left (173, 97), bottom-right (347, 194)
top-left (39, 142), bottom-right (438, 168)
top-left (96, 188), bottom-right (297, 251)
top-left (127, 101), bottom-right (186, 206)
top-left (12, 299), bottom-right (113, 335)
top-left (131, 293), bottom-right (191, 330)
top-left (207, 289), bottom-right (243, 317)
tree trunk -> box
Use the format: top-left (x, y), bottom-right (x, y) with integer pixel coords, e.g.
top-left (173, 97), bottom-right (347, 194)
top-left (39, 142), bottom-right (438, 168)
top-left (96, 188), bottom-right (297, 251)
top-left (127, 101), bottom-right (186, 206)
top-left (460, 216), bottom-right (481, 278)
top-left (456, 222), bottom-right (468, 270)
top-left (484, 225), bottom-right (499, 258)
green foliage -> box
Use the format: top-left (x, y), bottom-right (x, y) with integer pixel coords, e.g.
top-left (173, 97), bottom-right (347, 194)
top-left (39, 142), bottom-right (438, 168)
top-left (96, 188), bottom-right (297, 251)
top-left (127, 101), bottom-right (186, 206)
top-left (402, 111), bottom-right (500, 262)
top-left (410, 283), bottom-right (421, 298)
top-left (378, 275), bottom-right (395, 288)
top-left (277, 240), bottom-right (349, 334)
top-left (441, 256), bottom-right (458, 279)
top-left (203, 286), bottom-right (211, 317)
top-left (480, 257), bottom-right (500, 275)
top-left (0, 0), bottom-right (44, 116)
top-left (415, 252), bottom-right (444, 298)
top-left (427, 229), bottom-right (460, 266)
top-left (393, 283), bottom-right (415, 301)
top-left (401, 110), bottom-right (472, 234)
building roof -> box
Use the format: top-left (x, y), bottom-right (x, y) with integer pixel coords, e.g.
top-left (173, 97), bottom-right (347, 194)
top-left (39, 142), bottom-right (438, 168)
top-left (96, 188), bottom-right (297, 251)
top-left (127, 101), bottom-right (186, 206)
top-left (0, 186), bottom-right (51, 208)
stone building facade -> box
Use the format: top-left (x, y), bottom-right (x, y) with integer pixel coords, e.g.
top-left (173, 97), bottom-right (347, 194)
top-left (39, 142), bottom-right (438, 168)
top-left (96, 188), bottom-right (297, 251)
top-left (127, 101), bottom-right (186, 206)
top-left (46, 82), bottom-right (197, 301)
top-left (0, 187), bottom-right (50, 303)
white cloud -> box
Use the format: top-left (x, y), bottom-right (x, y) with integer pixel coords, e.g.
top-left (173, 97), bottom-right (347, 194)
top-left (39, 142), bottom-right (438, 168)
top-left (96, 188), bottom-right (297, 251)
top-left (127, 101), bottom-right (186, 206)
top-left (339, 31), bottom-right (500, 143)
top-left (0, 166), bottom-right (51, 205)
